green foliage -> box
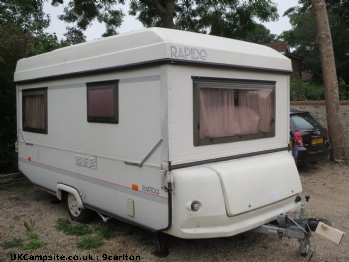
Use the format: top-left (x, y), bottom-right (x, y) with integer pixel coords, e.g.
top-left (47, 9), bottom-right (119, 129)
top-left (0, 0), bottom-right (65, 173)
top-left (58, 0), bottom-right (124, 40)
top-left (0, 0), bottom-right (47, 30)
top-left (24, 218), bottom-right (38, 240)
top-left (1, 235), bottom-right (46, 251)
top-left (281, 0), bottom-right (349, 85)
top-left (31, 33), bottom-right (65, 56)
top-left (130, 0), bottom-right (278, 39)
top-left (25, 229), bottom-right (40, 241)
top-left (76, 235), bottom-right (104, 250)
top-left (22, 239), bottom-right (47, 250)
top-left (21, 219), bottom-right (47, 250)
top-left (55, 219), bottom-right (92, 236)
top-left (55, 219), bottom-right (111, 250)
top-left (0, 24), bottom-right (30, 172)
top-left (63, 26), bottom-right (87, 45)
top-left (1, 217), bottom-right (46, 251)
top-left (96, 225), bottom-right (113, 240)
top-left (243, 24), bottom-right (277, 44)
top-left (290, 77), bottom-right (349, 102)
top-left (290, 77), bottom-right (325, 101)
top-left (1, 238), bottom-right (24, 249)
top-left (339, 78), bottom-right (349, 100)
top-left (50, 0), bottom-right (279, 39)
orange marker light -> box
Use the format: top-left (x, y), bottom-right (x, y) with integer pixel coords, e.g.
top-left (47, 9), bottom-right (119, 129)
top-left (28, 157), bottom-right (32, 161)
top-left (132, 184), bottom-right (138, 191)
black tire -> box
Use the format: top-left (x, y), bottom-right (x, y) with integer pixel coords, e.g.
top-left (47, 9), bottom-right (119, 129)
top-left (65, 192), bottom-right (95, 222)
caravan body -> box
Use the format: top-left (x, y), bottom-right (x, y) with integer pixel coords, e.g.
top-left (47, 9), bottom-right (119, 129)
top-left (15, 28), bottom-right (302, 238)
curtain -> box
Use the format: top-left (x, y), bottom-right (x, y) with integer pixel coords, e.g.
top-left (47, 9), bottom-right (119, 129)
top-left (258, 90), bottom-right (274, 133)
top-left (199, 88), bottom-right (274, 139)
top-left (24, 95), bottom-right (45, 130)
top-left (200, 88), bottom-right (239, 139)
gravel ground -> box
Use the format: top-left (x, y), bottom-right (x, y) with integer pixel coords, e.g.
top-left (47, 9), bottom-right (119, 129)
top-left (0, 161), bottom-right (348, 262)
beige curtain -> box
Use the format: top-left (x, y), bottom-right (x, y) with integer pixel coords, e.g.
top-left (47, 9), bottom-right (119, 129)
top-left (200, 88), bottom-right (238, 139)
top-left (199, 88), bottom-right (274, 139)
top-left (24, 95), bottom-right (45, 130)
top-left (258, 90), bottom-right (274, 132)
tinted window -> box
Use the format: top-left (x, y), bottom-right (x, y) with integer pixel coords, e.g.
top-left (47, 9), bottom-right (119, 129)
top-left (193, 77), bottom-right (275, 146)
top-left (87, 80), bottom-right (119, 124)
top-left (291, 114), bottom-right (320, 130)
top-left (22, 88), bottom-right (48, 134)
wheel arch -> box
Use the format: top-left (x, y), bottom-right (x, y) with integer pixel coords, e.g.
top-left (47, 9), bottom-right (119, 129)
top-left (56, 184), bottom-right (85, 209)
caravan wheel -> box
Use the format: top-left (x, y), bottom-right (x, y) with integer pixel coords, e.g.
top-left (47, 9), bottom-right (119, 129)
top-left (66, 192), bottom-right (95, 222)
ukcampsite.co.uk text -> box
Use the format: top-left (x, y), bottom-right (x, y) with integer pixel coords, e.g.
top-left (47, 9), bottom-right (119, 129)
top-left (10, 253), bottom-right (141, 261)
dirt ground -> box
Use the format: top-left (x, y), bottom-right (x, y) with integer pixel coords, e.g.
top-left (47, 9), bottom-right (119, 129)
top-left (0, 161), bottom-right (348, 262)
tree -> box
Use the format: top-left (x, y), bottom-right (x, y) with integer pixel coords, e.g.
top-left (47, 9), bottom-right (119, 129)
top-left (281, 0), bottom-right (349, 84)
top-left (130, 0), bottom-right (278, 39)
top-left (0, 25), bottom-right (30, 172)
top-left (311, 0), bottom-right (348, 161)
top-left (242, 24), bottom-right (277, 44)
top-left (0, 0), bottom-right (64, 172)
top-left (57, 0), bottom-right (125, 39)
top-left (54, 0), bottom-right (278, 40)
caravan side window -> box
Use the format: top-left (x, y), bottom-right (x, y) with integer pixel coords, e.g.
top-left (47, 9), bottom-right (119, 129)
top-left (193, 77), bottom-right (275, 146)
top-left (87, 80), bottom-right (119, 124)
top-left (22, 88), bottom-right (48, 134)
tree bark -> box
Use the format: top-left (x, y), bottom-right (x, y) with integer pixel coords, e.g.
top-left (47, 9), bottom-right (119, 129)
top-left (312, 0), bottom-right (348, 160)
top-left (152, 0), bottom-right (175, 28)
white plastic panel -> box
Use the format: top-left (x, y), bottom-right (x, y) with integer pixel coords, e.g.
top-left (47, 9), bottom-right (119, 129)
top-left (167, 151), bottom-right (302, 239)
top-left (167, 66), bottom-right (291, 166)
top-left (209, 151), bottom-right (302, 216)
top-left (15, 28), bottom-right (291, 82)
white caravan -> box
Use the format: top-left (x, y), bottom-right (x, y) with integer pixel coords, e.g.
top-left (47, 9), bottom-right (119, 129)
top-left (15, 28), bottom-right (302, 241)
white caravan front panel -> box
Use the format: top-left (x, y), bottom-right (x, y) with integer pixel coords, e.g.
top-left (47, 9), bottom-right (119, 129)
top-left (167, 151), bottom-right (301, 238)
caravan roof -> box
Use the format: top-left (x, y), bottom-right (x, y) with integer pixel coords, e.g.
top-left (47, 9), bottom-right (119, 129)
top-left (14, 28), bottom-right (292, 83)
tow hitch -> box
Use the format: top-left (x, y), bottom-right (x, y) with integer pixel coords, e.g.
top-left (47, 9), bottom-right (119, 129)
top-left (253, 195), bottom-right (345, 258)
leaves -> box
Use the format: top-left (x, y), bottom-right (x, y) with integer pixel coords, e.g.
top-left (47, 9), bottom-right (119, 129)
top-left (0, 0), bottom-right (65, 172)
top-left (129, 0), bottom-right (279, 38)
top-left (282, 0), bottom-right (349, 84)
top-left (58, 0), bottom-right (125, 38)
top-left (242, 24), bottom-right (277, 44)
top-left (53, 0), bottom-right (278, 39)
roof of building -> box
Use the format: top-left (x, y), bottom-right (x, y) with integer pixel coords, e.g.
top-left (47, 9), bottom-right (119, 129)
top-left (264, 42), bottom-right (290, 53)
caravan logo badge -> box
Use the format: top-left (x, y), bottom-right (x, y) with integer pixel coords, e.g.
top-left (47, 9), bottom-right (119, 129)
top-left (142, 185), bottom-right (160, 195)
top-left (170, 45), bottom-right (207, 61)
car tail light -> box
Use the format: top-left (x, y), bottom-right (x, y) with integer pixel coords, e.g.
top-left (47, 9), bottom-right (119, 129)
top-left (294, 131), bottom-right (303, 146)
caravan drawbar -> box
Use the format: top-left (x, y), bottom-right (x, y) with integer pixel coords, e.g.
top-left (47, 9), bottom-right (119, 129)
top-left (15, 28), bottom-right (309, 253)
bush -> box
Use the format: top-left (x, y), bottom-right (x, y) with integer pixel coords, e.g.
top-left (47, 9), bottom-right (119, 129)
top-left (290, 78), bottom-right (325, 101)
top-left (290, 77), bottom-right (349, 101)
top-left (290, 77), bottom-right (325, 101)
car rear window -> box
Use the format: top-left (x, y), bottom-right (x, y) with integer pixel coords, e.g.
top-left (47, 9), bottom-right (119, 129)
top-left (291, 113), bottom-right (320, 130)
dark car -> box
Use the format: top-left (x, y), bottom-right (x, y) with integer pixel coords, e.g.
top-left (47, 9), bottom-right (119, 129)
top-left (290, 108), bottom-right (331, 165)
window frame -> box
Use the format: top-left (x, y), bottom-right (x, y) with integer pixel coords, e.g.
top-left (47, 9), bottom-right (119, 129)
top-left (193, 77), bottom-right (276, 146)
top-left (86, 80), bottom-right (119, 124)
top-left (22, 88), bottom-right (48, 134)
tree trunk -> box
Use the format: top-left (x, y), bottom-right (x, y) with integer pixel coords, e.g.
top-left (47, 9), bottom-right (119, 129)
top-left (312, 0), bottom-right (348, 161)
top-left (153, 0), bottom-right (175, 28)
